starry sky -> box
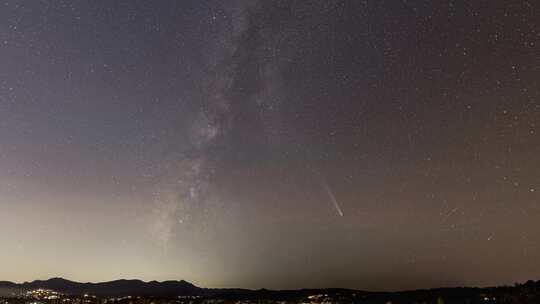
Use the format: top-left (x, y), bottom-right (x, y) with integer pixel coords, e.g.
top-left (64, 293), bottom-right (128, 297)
top-left (1, 0), bottom-right (539, 291)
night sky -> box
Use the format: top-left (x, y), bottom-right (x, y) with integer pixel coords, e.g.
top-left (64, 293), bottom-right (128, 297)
top-left (1, 0), bottom-right (539, 291)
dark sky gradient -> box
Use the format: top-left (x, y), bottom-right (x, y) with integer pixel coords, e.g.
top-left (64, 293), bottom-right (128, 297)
top-left (1, 0), bottom-right (539, 291)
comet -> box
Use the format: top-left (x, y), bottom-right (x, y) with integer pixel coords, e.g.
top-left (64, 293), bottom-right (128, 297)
top-left (319, 176), bottom-right (344, 217)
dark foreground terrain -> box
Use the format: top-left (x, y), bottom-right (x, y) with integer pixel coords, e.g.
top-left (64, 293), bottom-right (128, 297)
top-left (1, 278), bottom-right (540, 303)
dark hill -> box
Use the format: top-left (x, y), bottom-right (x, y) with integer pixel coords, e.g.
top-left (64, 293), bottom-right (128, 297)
top-left (2, 278), bottom-right (540, 303)
top-left (0, 278), bottom-right (201, 297)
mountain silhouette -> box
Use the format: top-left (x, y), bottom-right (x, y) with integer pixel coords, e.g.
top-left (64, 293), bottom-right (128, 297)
top-left (0, 278), bottom-right (202, 297)
top-left (2, 278), bottom-right (540, 303)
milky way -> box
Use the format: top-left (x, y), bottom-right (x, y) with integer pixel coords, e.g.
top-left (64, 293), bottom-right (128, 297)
top-left (0, 0), bottom-right (539, 291)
